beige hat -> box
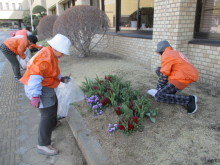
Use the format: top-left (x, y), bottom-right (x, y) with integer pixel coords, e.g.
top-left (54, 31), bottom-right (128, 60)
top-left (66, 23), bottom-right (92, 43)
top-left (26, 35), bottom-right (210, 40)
top-left (47, 34), bottom-right (71, 55)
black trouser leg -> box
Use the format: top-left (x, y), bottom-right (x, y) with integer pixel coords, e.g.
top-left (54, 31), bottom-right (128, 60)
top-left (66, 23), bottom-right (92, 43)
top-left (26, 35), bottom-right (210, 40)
top-left (38, 100), bottom-right (58, 146)
top-left (0, 44), bottom-right (21, 78)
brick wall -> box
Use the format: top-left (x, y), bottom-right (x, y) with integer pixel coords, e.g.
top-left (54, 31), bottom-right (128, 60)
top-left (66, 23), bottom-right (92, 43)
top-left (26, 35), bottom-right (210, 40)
top-left (152, 0), bottom-right (197, 70)
top-left (79, 0), bottom-right (220, 87)
top-left (94, 35), bottom-right (153, 68)
top-left (188, 44), bottom-right (220, 87)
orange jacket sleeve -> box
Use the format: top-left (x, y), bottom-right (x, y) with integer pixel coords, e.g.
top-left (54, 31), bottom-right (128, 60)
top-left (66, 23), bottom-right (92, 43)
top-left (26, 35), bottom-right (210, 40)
top-left (29, 44), bottom-right (43, 49)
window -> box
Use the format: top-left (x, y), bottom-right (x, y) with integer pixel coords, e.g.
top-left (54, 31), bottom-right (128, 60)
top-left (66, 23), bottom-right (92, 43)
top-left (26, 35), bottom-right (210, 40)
top-left (51, 7), bottom-right (56, 15)
top-left (18, 3), bottom-right (22, 10)
top-left (120, 0), bottom-right (154, 31)
top-left (95, 0), bottom-right (154, 35)
top-left (90, 0), bottom-right (100, 8)
top-left (5, 3), bottom-right (9, 10)
top-left (72, 0), bottom-right (76, 6)
top-left (194, 0), bottom-right (220, 40)
top-left (12, 3), bottom-right (15, 10)
top-left (0, 3), bottom-right (2, 10)
top-left (105, 0), bottom-right (116, 30)
top-left (63, 0), bottom-right (75, 10)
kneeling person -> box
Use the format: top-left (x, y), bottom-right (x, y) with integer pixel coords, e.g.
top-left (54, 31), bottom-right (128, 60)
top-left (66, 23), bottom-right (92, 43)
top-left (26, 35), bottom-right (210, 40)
top-left (154, 40), bottom-right (199, 114)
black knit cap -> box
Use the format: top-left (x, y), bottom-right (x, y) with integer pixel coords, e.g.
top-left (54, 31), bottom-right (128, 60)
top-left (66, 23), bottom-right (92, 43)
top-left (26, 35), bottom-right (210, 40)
top-left (27, 35), bottom-right (38, 44)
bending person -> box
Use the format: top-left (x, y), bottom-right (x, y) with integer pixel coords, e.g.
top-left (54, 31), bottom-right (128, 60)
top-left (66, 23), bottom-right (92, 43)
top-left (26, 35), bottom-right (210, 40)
top-left (0, 35), bottom-right (38, 81)
top-left (20, 34), bottom-right (72, 156)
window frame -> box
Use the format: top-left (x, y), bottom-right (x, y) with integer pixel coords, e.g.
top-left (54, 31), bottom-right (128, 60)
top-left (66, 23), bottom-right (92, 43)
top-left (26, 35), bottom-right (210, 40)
top-left (102, 0), bottom-right (154, 37)
top-left (194, 0), bottom-right (220, 40)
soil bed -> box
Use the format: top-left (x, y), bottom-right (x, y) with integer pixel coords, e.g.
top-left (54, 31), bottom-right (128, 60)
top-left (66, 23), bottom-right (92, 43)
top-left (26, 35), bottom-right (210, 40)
top-left (59, 52), bottom-right (220, 165)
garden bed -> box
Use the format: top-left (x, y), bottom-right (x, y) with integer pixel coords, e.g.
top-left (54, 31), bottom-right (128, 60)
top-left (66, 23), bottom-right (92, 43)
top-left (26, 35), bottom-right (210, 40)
top-left (60, 52), bottom-right (220, 165)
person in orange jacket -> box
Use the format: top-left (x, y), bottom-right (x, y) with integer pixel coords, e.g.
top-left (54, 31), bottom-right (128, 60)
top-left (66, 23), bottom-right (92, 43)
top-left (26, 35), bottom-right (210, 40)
top-left (15, 28), bottom-right (32, 36)
top-left (20, 34), bottom-right (72, 156)
top-left (152, 40), bottom-right (199, 114)
top-left (0, 35), bottom-right (38, 81)
top-left (29, 43), bottom-right (43, 52)
top-left (15, 28), bottom-right (43, 52)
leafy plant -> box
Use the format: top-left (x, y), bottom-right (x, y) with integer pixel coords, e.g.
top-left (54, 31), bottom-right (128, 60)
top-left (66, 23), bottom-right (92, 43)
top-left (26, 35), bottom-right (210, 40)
top-left (81, 75), bottom-right (158, 134)
top-left (32, 5), bottom-right (46, 16)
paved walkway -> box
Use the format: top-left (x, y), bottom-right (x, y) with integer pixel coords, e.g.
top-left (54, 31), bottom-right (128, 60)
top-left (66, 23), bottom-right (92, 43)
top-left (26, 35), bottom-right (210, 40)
top-left (0, 60), bottom-right (86, 165)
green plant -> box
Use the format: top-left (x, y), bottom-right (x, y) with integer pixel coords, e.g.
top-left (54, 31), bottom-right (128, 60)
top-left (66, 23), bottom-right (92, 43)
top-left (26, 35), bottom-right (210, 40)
top-left (32, 5), bottom-right (46, 16)
top-left (81, 74), bottom-right (158, 134)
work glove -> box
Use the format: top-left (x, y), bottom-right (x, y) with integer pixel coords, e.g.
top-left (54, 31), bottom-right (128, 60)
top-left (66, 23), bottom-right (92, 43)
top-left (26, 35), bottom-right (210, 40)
top-left (155, 67), bottom-right (161, 76)
top-left (156, 73), bottom-right (168, 90)
top-left (30, 97), bottom-right (40, 108)
top-left (61, 76), bottom-right (71, 84)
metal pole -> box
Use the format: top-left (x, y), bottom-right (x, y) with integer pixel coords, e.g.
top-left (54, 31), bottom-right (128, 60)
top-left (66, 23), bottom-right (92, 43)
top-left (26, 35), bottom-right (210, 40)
top-left (28, 0), bottom-right (34, 31)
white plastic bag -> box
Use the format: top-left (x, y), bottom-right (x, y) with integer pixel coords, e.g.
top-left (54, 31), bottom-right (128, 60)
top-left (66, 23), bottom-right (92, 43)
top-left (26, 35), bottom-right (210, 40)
top-left (16, 48), bottom-right (31, 69)
top-left (146, 89), bottom-right (158, 97)
top-left (56, 78), bottom-right (85, 118)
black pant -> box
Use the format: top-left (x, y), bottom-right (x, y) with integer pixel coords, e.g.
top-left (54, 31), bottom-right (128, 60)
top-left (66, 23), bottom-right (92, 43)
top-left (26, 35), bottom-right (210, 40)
top-left (0, 44), bottom-right (21, 78)
top-left (38, 99), bottom-right (58, 146)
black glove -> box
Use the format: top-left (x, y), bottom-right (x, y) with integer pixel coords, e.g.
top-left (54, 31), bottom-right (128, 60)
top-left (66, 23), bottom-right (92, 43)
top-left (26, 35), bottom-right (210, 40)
top-left (155, 67), bottom-right (161, 76)
top-left (61, 76), bottom-right (71, 83)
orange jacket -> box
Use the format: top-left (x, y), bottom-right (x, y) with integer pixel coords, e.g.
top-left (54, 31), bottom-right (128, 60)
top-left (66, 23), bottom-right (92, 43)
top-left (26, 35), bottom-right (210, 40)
top-left (160, 47), bottom-right (199, 89)
top-left (15, 29), bottom-right (28, 36)
top-left (29, 44), bottom-right (43, 49)
top-left (20, 46), bottom-right (61, 88)
top-left (3, 36), bottom-right (28, 59)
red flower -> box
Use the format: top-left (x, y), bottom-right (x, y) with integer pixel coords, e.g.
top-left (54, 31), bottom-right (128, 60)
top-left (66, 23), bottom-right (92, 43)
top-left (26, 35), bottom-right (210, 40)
top-left (116, 110), bottom-right (121, 115)
top-left (133, 117), bottom-right (139, 124)
top-left (107, 87), bottom-right (112, 92)
top-left (118, 125), bottom-right (125, 130)
top-left (128, 124), bottom-right (134, 131)
top-left (139, 105), bottom-right (142, 109)
top-left (115, 107), bottom-right (121, 115)
top-left (129, 100), bottom-right (134, 109)
top-left (92, 86), bottom-right (98, 90)
top-left (105, 76), bottom-right (112, 81)
top-left (100, 97), bottom-right (110, 106)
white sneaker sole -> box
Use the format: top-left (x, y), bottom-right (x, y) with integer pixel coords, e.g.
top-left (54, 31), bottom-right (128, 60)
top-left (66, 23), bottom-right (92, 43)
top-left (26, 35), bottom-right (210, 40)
top-left (188, 96), bottom-right (198, 114)
top-left (37, 148), bottom-right (58, 156)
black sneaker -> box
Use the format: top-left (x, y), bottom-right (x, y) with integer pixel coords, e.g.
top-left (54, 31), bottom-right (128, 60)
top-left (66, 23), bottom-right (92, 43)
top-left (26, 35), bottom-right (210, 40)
top-left (14, 76), bottom-right (22, 83)
top-left (187, 96), bottom-right (198, 114)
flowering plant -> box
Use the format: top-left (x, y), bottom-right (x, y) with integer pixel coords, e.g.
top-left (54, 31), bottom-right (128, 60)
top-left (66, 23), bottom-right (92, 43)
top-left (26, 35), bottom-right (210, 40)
top-left (81, 75), bottom-right (158, 134)
top-left (107, 123), bottom-right (118, 133)
top-left (86, 95), bottom-right (104, 116)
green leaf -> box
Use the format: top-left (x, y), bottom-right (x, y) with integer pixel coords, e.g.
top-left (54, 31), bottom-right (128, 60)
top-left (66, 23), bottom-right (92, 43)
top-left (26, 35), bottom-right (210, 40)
top-left (150, 117), bottom-right (156, 123)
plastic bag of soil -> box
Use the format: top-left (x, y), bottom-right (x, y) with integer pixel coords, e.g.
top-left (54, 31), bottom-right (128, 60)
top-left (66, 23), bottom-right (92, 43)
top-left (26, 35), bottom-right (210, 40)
top-left (56, 78), bottom-right (85, 118)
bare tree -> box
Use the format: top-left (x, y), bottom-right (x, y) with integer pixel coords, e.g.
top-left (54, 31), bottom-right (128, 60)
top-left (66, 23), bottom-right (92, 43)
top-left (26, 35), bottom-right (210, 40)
top-left (37, 15), bottom-right (58, 41)
top-left (53, 5), bottom-right (109, 57)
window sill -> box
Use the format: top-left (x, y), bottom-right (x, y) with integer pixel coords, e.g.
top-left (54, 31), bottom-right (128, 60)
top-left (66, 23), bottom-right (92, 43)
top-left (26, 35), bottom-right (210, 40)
top-left (188, 39), bottom-right (220, 47)
top-left (106, 31), bottom-right (152, 39)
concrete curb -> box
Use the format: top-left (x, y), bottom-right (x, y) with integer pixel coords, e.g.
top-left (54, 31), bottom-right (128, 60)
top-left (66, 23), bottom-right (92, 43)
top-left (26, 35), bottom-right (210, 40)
top-left (67, 105), bottom-right (110, 165)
